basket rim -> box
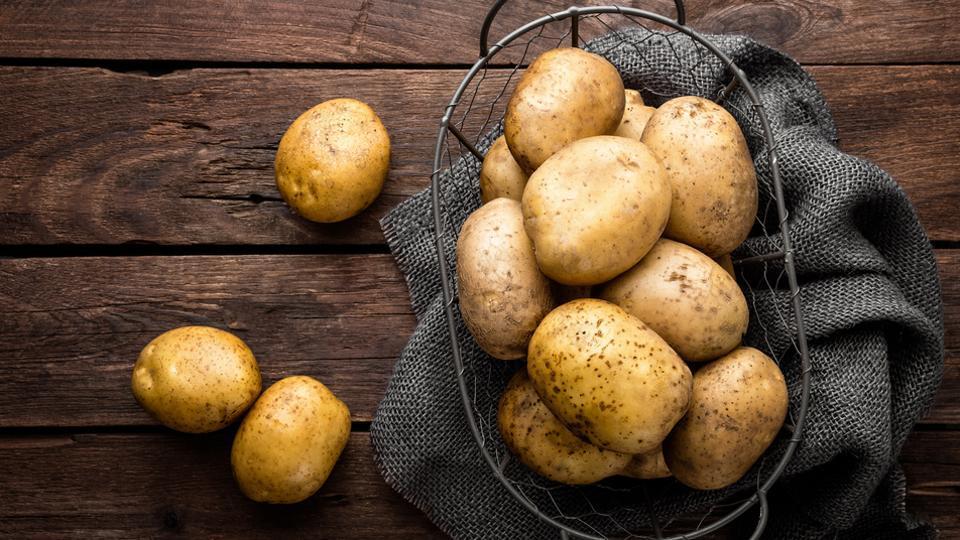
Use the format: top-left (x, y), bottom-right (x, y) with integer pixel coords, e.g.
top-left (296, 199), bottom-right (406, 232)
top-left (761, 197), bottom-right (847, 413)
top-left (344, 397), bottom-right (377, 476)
top-left (429, 5), bottom-right (813, 539)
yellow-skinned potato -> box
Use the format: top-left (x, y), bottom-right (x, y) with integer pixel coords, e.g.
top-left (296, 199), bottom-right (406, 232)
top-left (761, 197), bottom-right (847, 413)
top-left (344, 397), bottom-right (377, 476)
top-left (641, 96), bottom-right (758, 256)
top-left (620, 447), bottom-right (671, 480)
top-left (232, 376), bottom-right (351, 504)
top-left (527, 299), bottom-right (692, 454)
top-left (457, 198), bottom-right (555, 359)
top-left (522, 136), bottom-right (672, 286)
top-left (498, 370), bottom-right (631, 484)
top-left (480, 136), bottom-right (528, 203)
top-left (275, 98), bottom-right (390, 223)
top-left (614, 90), bottom-right (656, 140)
top-left (600, 239), bottom-right (748, 362)
top-left (131, 326), bottom-right (261, 433)
top-left (505, 47), bottom-right (625, 173)
top-left (664, 347), bottom-right (788, 490)
top-left (715, 253), bottom-right (736, 277)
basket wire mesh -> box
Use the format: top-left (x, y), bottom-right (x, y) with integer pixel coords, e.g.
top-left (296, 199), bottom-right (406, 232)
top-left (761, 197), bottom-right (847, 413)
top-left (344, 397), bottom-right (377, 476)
top-left (429, 2), bottom-right (812, 538)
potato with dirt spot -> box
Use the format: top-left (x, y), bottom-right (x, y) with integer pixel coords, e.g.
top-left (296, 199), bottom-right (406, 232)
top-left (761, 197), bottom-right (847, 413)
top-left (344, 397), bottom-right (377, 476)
top-left (641, 96), bottom-right (758, 257)
top-left (505, 47), bottom-right (625, 173)
top-left (522, 136), bottom-right (672, 286)
top-left (664, 347), bottom-right (788, 490)
top-left (527, 299), bottom-right (692, 454)
top-left (480, 135), bottom-right (528, 203)
top-left (614, 89), bottom-right (656, 140)
top-left (275, 98), bottom-right (390, 223)
top-left (231, 376), bottom-right (351, 504)
top-left (620, 447), bottom-right (671, 479)
top-left (457, 198), bottom-right (555, 360)
top-left (600, 239), bottom-right (748, 362)
top-left (498, 370), bottom-right (631, 484)
top-left (131, 326), bottom-right (261, 433)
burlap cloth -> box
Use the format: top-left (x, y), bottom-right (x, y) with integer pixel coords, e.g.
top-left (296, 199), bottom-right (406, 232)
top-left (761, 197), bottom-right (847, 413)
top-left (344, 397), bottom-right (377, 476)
top-left (371, 28), bottom-right (945, 539)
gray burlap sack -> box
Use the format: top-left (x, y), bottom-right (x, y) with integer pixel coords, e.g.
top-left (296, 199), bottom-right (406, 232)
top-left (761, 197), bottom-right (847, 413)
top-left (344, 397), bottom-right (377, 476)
top-left (371, 27), bottom-right (944, 539)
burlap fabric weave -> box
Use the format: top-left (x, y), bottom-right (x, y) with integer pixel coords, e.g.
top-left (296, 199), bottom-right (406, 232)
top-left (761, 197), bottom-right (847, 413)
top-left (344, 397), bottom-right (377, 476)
top-left (371, 27), bottom-right (944, 539)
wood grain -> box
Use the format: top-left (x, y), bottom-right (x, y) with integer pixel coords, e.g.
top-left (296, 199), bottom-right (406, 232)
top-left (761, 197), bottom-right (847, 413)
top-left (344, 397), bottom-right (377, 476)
top-left (0, 251), bottom-right (955, 428)
top-left (0, 254), bottom-right (415, 427)
top-left (1, 65), bottom-right (957, 246)
top-left (0, 429), bottom-right (952, 537)
top-left (0, 1), bottom-right (956, 65)
top-left (0, 431), bottom-right (444, 538)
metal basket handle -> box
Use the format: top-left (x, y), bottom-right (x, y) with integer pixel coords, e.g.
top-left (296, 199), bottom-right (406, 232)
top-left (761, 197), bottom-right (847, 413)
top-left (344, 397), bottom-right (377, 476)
top-left (479, 0), bottom-right (687, 57)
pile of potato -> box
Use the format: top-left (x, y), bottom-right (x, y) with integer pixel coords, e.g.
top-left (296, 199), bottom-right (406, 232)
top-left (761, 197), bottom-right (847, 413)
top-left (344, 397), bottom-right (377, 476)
top-left (457, 47), bottom-right (788, 490)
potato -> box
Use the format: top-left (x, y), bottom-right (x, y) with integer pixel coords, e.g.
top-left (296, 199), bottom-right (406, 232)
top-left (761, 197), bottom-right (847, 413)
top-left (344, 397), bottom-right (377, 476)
top-left (480, 136), bottom-right (528, 203)
top-left (600, 239), bottom-right (748, 361)
top-left (131, 326), bottom-right (261, 433)
top-left (613, 90), bottom-right (656, 140)
top-left (522, 136), bottom-right (671, 286)
top-left (664, 347), bottom-right (788, 490)
top-left (527, 299), bottom-right (692, 454)
top-left (620, 447), bottom-right (671, 480)
top-left (231, 376), bottom-right (351, 503)
top-left (275, 98), bottom-right (390, 223)
top-left (457, 198), bottom-right (555, 359)
top-left (498, 370), bottom-right (631, 484)
top-left (505, 47), bottom-right (625, 173)
top-left (641, 96), bottom-right (758, 257)
top-left (715, 253), bottom-right (736, 277)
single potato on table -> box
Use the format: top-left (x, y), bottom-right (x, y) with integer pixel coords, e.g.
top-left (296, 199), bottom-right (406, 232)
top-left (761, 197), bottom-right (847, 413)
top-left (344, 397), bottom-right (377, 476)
top-left (457, 198), bottom-right (555, 360)
top-left (527, 299), bottom-right (692, 455)
top-left (480, 135), bottom-right (528, 203)
top-left (641, 96), bottom-right (758, 257)
top-left (522, 136), bottom-right (671, 286)
top-left (275, 98), bottom-right (390, 223)
top-left (505, 47), bottom-right (625, 173)
top-left (131, 326), bottom-right (261, 433)
top-left (498, 370), bottom-right (631, 484)
top-left (664, 347), bottom-right (788, 490)
top-left (600, 239), bottom-right (748, 362)
top-left (614, 89), bottom-right (656, 140)
top-left (232, 376), bottom-right (351, 504)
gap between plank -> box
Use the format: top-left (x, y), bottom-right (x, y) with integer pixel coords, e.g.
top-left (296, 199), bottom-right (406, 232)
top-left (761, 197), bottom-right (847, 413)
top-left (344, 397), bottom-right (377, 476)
top-left (0, 244), bottom-right (391, 259)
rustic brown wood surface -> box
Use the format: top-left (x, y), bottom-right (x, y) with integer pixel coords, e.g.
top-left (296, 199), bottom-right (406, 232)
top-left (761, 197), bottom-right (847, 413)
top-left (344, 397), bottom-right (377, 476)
top-left (2, 65), bottom-right (958, 245)
top-left (1, 252), bottom-right (958, 427)
top-left (0, 1), bottom-right (957, 64)
top-left (0, 0), bottom-right (957, 538)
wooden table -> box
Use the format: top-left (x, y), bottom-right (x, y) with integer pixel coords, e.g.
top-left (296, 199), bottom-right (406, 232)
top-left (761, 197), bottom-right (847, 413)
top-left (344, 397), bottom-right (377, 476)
top-left (0, 1), bottom-right (957, 537)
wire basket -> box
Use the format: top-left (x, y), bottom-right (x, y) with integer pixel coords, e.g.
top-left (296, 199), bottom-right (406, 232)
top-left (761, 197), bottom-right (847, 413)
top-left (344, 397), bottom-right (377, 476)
top-left (429, 2), bottom-right (812, 538)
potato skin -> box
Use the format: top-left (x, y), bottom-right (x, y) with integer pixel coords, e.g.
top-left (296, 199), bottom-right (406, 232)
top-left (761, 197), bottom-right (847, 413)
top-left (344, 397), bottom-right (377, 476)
top-left (600, 239), bottom-right (748, 362)
top-left (664, 347), bottom-right (788, 490)
top-left (131, 326), bottom-right (261, 433)
top-left (498, 370), bottom-right (631, 484)
top-left (527, 299), bottom-right (692, 454)
top-left (231, 376), bottom-right (351, 504)
top-left (505, 47), bottom-right (625, 173)
top-left (620, 447), bottom-right (671, 480)
top-left (275, 98), bottom-right (390, 223)
top-left (613, 90), bottom-right (656, 141)
top-left (480, 136), bottom-right (528, 203)
top-left (522, 136), bottom-right (672, 286)
top-left (457, 198), bottom-right (555, 359)
top-left (641, 96), bottom-right (758, 257)
top-left (714, 253), bottom-right (736, 277)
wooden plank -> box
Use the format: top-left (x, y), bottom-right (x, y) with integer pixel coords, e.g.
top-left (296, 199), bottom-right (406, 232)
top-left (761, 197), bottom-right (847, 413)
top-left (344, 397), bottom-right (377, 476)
top-left (0, 431), bottom-right (444, 538)
top-left (0, 429), bottom-right (952, 537)
top-left (0, 251), bottom-right (956, 428)
top-left (0, 254), bottom-right (415, 427)
top-left (1, 65), bottom-right (957, 246)
top-left (0, 1), bottom-right (957, 65)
